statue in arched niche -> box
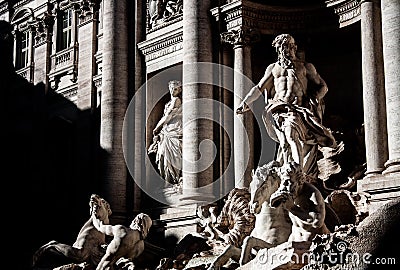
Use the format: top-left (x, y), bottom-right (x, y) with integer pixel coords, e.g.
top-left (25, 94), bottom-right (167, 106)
top-left (148, 80), bottom-right (183, 185)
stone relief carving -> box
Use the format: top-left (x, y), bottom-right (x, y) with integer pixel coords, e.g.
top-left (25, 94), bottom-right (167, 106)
top-left (32, 194), bottom-right (112, 269)
top-left (148, 80), bottom-right (183, 186)
top-left (148, 0), bottom-right (183, 29)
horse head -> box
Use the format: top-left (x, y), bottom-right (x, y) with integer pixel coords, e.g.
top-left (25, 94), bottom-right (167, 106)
top-left (270, 161), bottom-right (303, 208)
top-left (249, 161), bottom-right (281, 214)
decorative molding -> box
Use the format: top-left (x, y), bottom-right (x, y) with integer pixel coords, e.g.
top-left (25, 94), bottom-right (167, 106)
top-left (12, 0), bottom-right (34, 9)
top-left (93, 74), bottom-right (102, 88)
top-left (0, 2), bottom-right (8, 14)
top-left (138, 27), bottom-right (183, 63)
top-left (58, 84), bottom-right (78, 101)
top-left (211, 1), bottom-right (337, 35)
top-left (147, 15), bottom-right (182, 34)
top-left (49, 44), bottom-right (79, 89)
top-left (333, 0), bottom-right (361, 27)
top-left (16, 64), bottom-right (35, 83)
top-left (325, 0), bottom-right (362, 27)
top-left (94, 51), bottom-right (103, 74)
top-left (221, 27), bottom-right (260, 47)
top-left (30, 10), bottom-right (55, 46)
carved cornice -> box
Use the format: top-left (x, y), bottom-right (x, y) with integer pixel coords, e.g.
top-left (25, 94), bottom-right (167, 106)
top-left (147, 16), bottom-right (182, 34)
top-left (58, 0), bottom-right (98, 17)
top-left (74, 0), bottom-right (98, 21)
top-left (211, 0), bottom-right (337, 35)
top-left (0, 2), bottom-right (8, 14)
top-left (13, 0), bottom-right (34, 9)
top-left (138, 28), bottom-right (183, 63)
top-left (221, 27), bottom-right (260, 47)
top-left (58, 84), bottom-right (78, 100)
top-left (325, 0), bottom-right (361, 27)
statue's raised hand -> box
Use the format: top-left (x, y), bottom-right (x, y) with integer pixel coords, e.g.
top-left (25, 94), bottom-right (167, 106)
top-left (236, 102), bottom-right (250, 114)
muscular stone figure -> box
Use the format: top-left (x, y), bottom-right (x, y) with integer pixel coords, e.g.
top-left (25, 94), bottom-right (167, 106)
top-left (93, 213), bottom-right (153, 270)
top-left (272, 162), bottom-right (330, 243)
top-left (237, 33), bottom-right (336, 178)
top-left (32, 194), bottom-right (112, 268)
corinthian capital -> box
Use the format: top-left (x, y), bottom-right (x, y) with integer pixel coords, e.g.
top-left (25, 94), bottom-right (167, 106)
top-left (30, 11), bottom-right (55, 44)
top-left (220, 27), bottom-right (260, 47)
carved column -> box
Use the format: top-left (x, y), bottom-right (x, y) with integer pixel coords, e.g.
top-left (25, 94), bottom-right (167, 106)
top-left (221, 28), bottom-right (258, 188)
top-left (100, 0), bottom-right (128, 222)
top-left (221, 45), bottom-right (234, 195)
top-left (381, 0), bottom-right (400, 174)
top-left (360, 0), bottom-right (388, 176)
top-left (181, 0), bottom-right (214, 202)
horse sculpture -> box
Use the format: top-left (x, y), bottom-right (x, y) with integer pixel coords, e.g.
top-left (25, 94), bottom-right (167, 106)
top-left (208, 161), bottom-right (292, 269)
top-left (32, 194), bottom-right (112, 268)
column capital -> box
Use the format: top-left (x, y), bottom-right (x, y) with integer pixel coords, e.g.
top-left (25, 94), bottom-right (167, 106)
top-left (30, 11), bottom-right (55, 45)
top-left (220, 27), bottom-right (260, 48)
top-left (72, 0), bottom-right (99, 21)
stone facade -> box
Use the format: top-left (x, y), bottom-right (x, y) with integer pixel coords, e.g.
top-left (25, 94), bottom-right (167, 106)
top-left (2, 0), bottom-right (400, 269)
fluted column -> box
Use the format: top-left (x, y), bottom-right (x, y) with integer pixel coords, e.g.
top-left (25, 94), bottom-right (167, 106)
top-left (182, 0), bottom-right (214, 201)
top-left (133, 0), bottom-right (145, 212)
top-left (221, 45), bottom-right (234, 195)
top-left (100, 0), bottom-right (128, 221)
top-left (381, 0), bottom-right (400, 174)
top-left (221, 28), bottom-right (258, 188)
top-left (360, 0), bottom-right (388, 176)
